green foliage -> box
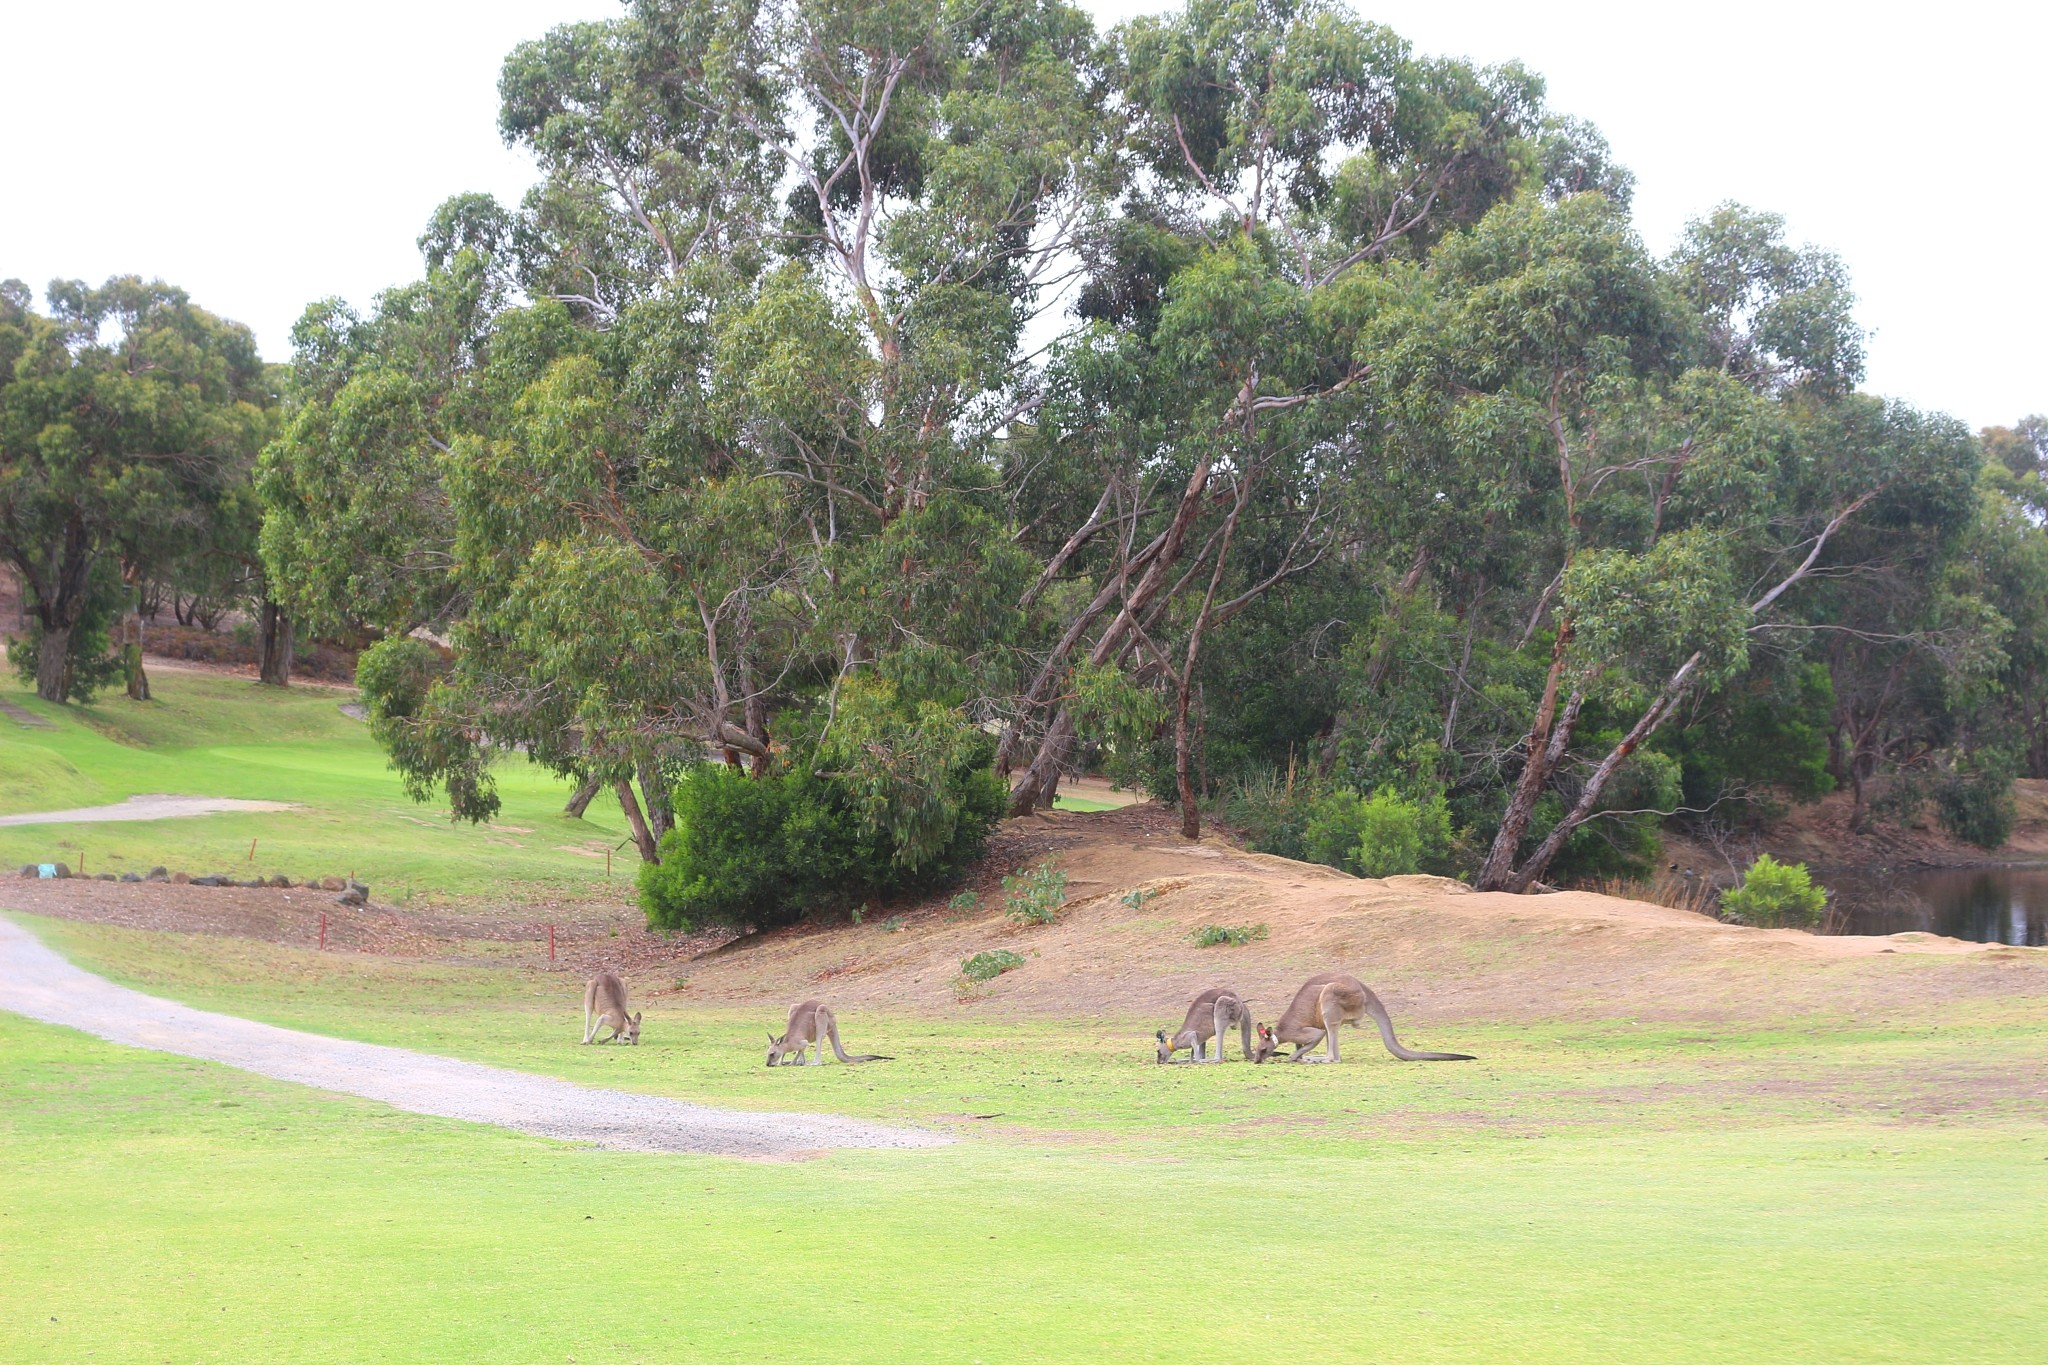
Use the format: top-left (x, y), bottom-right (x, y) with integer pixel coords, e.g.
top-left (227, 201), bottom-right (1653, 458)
top-left (959, 948), bottom-right (1025, 983)
top-left (1189, 923), bottom-right (1268, 947)
top-left (638, 761), bottom-right (1001, 933)
top-left (1354, 789), bottom-right (1452, 878)
top-left (1719, 854), bottom-right (1827, 928)
top-left (0, 276), bottom-right (273, 701)
top-left (946, 891), bottom-right (980, 918)
top-left (1932, 764), bottom-right (2018, 850)
top-left (1301, 787), bottom-right (1452, 878)
top-left (1119, 886), bottom-right (1159, 910)
top-left (8, 568), bottom-right (124, 704)
top-left (1002, 860), bottom-right (1068, 925)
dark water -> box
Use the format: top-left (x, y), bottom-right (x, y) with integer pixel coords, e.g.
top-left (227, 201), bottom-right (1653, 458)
top-left (1826, 864), bottom-right (2048, 945)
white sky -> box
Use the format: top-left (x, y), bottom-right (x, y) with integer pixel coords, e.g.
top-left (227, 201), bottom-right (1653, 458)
top-left (4, 1), bottom-right (2039, 426)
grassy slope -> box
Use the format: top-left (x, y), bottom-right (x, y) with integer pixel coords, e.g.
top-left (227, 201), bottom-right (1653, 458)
top-left (5, 914), bottom-right (2044, 1362)
top-left (0, 672), bottom-right (622, 902)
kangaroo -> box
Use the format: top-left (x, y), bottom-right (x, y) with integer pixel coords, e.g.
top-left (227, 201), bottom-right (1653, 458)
top-left (1251, 972), bottom-right (1473, 1064)
top-left (765, 1000), bottom-right (891, 1067)
top-left (1156, 987), bottom-right (1253, 1064)
top-left (581, 971), bottom-right (641, 1045)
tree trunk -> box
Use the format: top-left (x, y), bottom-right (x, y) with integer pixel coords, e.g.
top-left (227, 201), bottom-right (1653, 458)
top-left (614, 780), bottom-right (661, 864)
top-left (1505, 653), bottom-right (1703, 891)
top-left (35, 624), bottom-right (71, 703)
top-left (258, 600), bottom-right (294, 687)
top-left (563, 774), bottom-right (602, 819)
top-left (1475, 619), bottom-right (1575, 890)
top-left (636, 759), bottom-right (672, 843)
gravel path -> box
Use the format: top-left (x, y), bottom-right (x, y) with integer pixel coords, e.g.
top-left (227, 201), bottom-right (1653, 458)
top-left (0, 794), bottom-right (301, 827)
top-left (0, 917), bottom-right (947, 1157)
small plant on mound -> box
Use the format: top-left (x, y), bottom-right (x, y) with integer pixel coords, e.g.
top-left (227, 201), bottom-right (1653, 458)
top-left (1719, 854), bottom-right (1828, 928)
top-left (1003, 860), bottom-right (1067, 925)
top-left (1189, 923), bottom-right (1269, 947)
top-left (961, 948), bottom-right (1025, 982)
top-left (1120, 885), bottom-right (1158, 910)
top-left (946, 890), bottom-right (980, 919)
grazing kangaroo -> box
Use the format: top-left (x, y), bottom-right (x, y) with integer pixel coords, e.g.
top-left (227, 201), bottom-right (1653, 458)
top-left (1251, 972), bottom-right (1473, 1064)
top-left (1156, 987), bottom-right (1253, 1064)
top-left (581, 972), bottom-right (641, 1045)
top-left (766, 1000), bottom-right (891, 1067)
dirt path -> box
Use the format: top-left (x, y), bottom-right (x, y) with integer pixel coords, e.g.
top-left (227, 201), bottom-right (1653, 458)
top-left (0, 794), bottom-right (300, 827)
top-left (0, 917), bottom-right (945, 1158)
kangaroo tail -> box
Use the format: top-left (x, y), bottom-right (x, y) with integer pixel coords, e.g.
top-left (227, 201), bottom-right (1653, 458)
top-left (1365, 995), bottom-right (1475, 1062)
top-left (826, 1017), bottom-right (891, 1063)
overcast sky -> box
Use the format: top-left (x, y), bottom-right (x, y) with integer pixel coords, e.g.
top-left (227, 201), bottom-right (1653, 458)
top-left (5, 1), bottom-right (2039, 426)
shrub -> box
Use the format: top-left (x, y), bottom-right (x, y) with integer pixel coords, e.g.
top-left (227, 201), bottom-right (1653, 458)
top-left (1719, 854), bottom-right (1828, 928)
top-left (1933, 769), bottom-right (2017, 849)
top-left (1002, 859), bottom-right (1067, 925)
top-left (1119, 886), bottom-right (1158, 910)
top-left (1301, 788), bottom-right (1451, 878)
top-left (638, 757), bottom-right (1003, 933)
top-left (1189, 923), bottom-right (1268, 947)
top-left (945, 890), bottom-right (980, 919)
top-left (961, 949), bottom-right (1025, 982)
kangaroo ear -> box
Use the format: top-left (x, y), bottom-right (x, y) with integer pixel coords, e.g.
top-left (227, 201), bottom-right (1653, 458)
top-left (1154, 1029), bottom-right (1166, 1043)
top-left (632, 1012), bottom-right (642, 1024)
top-left (767, 1032), bottom-right (777, 1044)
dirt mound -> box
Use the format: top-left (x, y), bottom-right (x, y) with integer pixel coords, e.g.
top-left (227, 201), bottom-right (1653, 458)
top-left (662, 805), bottom-right (2041, 1026)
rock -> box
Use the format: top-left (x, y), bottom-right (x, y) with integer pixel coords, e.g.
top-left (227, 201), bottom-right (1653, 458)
top-left (146, 866), bottom-right (168, 881)
top-left (96, 872), bottom-right (118, 881)
top-left (268, 874), bottom-right (291, 889)
top-left (319, 876), bottom-right (346, 892)
top-left (17, 865), bottom-right (33, 879)
top-left (191, 875), bottom-right (226, 887)
top-left (119, 872), bottom-right (142, 883)
top-left (169, 871), bottom-right (191, 885)
top-left (335, 887), bottom-right (368, 907)
top-left (50, 862), bottom-right (70, 879)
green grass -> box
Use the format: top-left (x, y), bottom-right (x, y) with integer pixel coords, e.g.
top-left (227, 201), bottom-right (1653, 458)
top-left (3, 962), bottom-right (2042, 1363)
top-left (0, 672), bottom-right (625, 902)
top-left (1052, 793), bottom-right (1119, 812)
top-left (4, 672), bottom-right (2046, 1360)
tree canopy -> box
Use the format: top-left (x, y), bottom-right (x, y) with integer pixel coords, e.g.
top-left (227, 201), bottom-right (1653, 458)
top-left (225, 0), bottom-right (2045, 914)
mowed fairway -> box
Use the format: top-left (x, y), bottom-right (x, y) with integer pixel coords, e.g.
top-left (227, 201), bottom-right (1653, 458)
top-left (3, 673), bottom-right (2046, 1361)
top-left (0, 671), bottom-right (623, 902)
top-left (4, 915), bottom-right (2046, 1363)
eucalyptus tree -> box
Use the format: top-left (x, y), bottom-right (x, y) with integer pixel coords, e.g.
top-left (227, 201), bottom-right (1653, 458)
top-left (1375, 196), bottom-right (1980, 889)
top-left (998, 0), bottom-right (1610, 829)
top-left (0, 277), bottom-right (272, 702)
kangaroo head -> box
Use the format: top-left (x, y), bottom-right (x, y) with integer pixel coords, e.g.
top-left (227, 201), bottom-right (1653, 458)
top-left (625, 1011), bottom-right (642, 1045)
top-left (1154, 1028), bottom-right (1172, 1064)
top-left (765, 1031), bottom-right (787, 1067)
top-left (1251, 1023), bottom-right (1277, 1065)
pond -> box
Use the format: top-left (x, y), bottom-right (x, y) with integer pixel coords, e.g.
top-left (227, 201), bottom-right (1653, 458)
top-left (1824, 864), bottom-right (2048, 945)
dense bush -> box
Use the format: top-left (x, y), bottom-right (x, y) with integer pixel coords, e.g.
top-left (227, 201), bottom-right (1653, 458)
top-left (1719, 854), bottom-right (1828, 928)
top-left (638, 760), bottom-right (1004, 933)
top-left (1933, 768), bottom-right (2017, 849)
top-left (1302, 788), bottom-right (1452, 878)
